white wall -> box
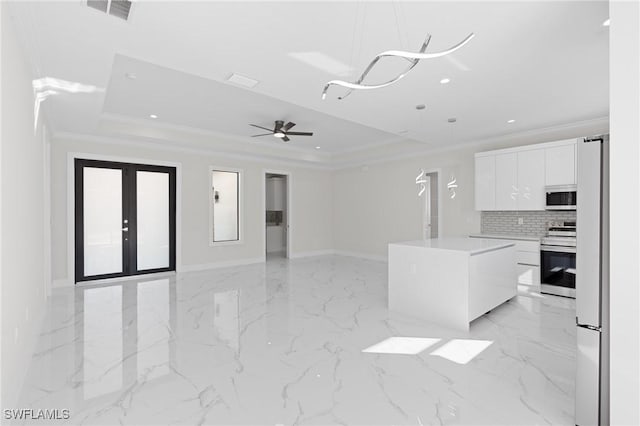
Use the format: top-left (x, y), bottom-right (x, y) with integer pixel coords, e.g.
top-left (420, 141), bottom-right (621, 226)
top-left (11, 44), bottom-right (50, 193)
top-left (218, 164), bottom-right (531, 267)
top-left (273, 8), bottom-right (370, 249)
top-left (50, 137), bottom-right (333, 281)
top-left (609, 1), bottom-right (640, 424)
top-left (1, 5), bottom-right (49, 409)
top-left (332, 129), bottom-right (609, 259)
top-left (333, 146), bottom-right (478, 259)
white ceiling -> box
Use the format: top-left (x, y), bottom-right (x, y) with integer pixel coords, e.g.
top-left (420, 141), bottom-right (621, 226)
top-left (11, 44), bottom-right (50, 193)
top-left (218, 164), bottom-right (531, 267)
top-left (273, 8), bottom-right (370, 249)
top-left (8, 1), bottom-right (609, 161)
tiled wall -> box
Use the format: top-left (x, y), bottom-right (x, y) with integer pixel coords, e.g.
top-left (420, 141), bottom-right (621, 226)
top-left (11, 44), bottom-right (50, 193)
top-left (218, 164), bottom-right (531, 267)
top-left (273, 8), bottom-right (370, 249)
top-left (481, 210), bottom-right (577, 236)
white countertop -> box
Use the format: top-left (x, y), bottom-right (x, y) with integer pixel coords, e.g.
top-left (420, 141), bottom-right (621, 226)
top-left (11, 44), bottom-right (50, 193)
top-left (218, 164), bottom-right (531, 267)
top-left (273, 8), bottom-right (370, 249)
top-left (389, 237), bottom-right (515, 255)
top-left (469, 233), bottom-right (542, 242)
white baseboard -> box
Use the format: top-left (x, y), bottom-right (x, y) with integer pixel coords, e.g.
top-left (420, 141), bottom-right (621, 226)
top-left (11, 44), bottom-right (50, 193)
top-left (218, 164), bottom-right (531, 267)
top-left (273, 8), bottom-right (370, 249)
top-left (179, 257), bottom-right (265, 273)
top-left (288, 249), bottom-right (335, 259)
top-left (333, 250), bottom-right (388, 262)
top-left (53, 278), bottom-right (73, 288)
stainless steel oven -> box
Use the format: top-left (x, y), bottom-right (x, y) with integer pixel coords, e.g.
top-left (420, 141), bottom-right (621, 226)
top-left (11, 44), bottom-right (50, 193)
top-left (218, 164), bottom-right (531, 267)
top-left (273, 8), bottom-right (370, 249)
top-left (545, 185), bottom-right (577, 210)
top-left (540, 244), bottom-right (576, 298)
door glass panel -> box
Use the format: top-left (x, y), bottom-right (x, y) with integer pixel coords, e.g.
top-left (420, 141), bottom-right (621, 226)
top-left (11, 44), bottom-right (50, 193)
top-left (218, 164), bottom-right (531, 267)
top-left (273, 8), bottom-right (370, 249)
top-left (136, 171), bottom-right (169, 270)
top-left (83, 167), bottom-right (123, 276)
top-left (211, 170), bottom-right (239, 242)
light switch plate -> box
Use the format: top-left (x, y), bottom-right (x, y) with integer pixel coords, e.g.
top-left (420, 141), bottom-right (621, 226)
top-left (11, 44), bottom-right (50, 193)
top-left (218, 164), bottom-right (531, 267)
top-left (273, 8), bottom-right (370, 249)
top-left (518, 217), bottom-right (524, 225)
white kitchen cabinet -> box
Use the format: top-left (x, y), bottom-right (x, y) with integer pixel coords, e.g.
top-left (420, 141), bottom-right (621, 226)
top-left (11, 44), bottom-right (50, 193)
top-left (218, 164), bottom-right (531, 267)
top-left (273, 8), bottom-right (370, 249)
top-left (494, 153), bottom-right (518, 210)
top-left (474, 155), bottom-right (496, 211)
top-left (470, 236), bottom-right (540, 287)
top-left (517, 149), bottom-right (546, 210)
top-left (517, 264), bottom-right (541, 286)
top-left (545, 142), bottom-right (576, 186)
top-left (474, 139), bottom-right (578, 210)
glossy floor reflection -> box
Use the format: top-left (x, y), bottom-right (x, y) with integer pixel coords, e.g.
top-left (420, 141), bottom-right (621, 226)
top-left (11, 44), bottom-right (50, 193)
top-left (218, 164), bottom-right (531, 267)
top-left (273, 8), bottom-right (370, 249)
top-left (16, 256), bottom-right (576, 425)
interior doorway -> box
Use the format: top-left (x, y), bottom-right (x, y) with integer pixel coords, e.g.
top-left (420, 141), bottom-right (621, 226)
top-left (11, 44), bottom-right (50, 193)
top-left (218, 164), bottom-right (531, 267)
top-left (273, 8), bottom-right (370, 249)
top-left (264, 172), bottom-right (289, 259)
top-left (422, 171), bottom-right (440, 239)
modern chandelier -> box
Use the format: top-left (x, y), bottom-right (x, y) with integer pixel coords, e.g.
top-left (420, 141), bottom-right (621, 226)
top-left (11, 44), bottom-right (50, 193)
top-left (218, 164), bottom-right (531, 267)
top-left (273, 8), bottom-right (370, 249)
top-left (321, 33), bottom-right (475, 100)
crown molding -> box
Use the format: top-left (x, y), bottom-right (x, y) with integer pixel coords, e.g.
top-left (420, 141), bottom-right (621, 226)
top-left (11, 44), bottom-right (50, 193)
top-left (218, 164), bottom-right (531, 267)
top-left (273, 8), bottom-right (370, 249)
top-left (98, 112), bottom-right (332, 159)
top-left (51, 131), bottom-right (333, 170)
top-left (51, 115), bottom-right (609, 172)
top-left (330, 115), bottom-right (610, 170)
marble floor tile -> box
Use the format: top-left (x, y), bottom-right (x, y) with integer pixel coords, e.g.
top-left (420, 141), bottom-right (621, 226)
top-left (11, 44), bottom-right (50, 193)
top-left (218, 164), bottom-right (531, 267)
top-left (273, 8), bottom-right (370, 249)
top-left (14, 255), bottom-right (576, 425)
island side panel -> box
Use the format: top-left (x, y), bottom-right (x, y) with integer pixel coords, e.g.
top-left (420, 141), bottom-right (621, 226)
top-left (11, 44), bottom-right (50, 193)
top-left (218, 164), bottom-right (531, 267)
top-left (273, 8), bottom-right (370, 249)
top-left (388, 244), bottom-right (470, 331)
top-left (468, 245), bottom-right (517, 322)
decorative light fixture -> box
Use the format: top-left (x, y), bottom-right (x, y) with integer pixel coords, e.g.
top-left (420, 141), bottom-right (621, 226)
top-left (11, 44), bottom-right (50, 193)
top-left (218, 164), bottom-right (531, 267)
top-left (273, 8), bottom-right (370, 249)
top-left (321, 33), bottom-right (474, 100)
top-left (447, 176), bottom-right (458, 199)
top-left (416, 169), bottom-right (427, 197)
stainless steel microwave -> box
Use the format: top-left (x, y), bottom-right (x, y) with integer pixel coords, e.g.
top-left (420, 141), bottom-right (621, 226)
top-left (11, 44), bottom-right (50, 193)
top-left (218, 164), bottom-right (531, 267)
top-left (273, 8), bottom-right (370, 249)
top-left (545, 185), bottom-right (577, 210)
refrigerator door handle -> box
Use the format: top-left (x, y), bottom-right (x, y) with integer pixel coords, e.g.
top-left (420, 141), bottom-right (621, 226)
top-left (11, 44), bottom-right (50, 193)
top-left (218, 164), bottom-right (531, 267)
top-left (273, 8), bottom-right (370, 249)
top-left (577, 323), bottom-right (602, 332)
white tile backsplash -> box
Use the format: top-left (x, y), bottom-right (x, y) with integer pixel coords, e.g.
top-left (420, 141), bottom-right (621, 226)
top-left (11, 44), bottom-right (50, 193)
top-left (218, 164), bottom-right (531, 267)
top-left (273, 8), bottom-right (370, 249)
top-left (481, 210), bottom-right (577, 236)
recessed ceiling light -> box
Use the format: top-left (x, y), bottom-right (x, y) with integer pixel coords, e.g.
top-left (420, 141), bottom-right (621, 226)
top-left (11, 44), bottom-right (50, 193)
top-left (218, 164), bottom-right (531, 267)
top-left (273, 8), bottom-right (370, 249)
top-left (125, 72), bottom-right (137, 80)
top-left (315, 146), bottom-right (321, 150)
top-left (507, 119), bottom-right (516, 123)
top-left (440, 78), bottom-right (451, 84)
top-left (602, 18), bottom-right (610, 27)
top-left (415, 104), bottom-right (426, 110)
top-left (226, 73), bottom-right (259, 88)
top-left (149, 114), bottom-right (158, 119)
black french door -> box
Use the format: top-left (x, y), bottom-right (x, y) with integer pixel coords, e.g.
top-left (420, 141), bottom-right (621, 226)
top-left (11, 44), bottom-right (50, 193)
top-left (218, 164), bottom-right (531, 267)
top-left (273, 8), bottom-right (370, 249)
top-left (75, 159), bottom-right (176, 282)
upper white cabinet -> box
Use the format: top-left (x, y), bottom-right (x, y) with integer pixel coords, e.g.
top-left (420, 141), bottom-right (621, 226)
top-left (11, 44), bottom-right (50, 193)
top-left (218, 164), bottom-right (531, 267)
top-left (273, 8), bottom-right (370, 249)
top-left (474, 138), bottom-right (577, 211)
top-left (474, 155), bottom-right (496, 211)
top-left (545, 141), bottom-right (577, 186)
top-left (517, 149), bottom-right (546, 210)
top-left (495, 153), bottom-right (518, 210)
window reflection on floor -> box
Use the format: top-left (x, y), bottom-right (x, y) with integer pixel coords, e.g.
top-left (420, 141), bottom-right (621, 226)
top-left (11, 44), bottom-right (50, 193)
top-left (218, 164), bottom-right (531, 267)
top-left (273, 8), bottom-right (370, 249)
top-left (82, 286), bottom-right (123, 400)
top-left (137, 279), bottom-right (171, 381)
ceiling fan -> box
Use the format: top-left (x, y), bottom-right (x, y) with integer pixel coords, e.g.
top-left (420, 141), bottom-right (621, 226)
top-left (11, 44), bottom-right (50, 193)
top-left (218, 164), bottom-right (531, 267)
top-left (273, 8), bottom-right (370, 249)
top-left (249, 120), bottom-right (313, 142)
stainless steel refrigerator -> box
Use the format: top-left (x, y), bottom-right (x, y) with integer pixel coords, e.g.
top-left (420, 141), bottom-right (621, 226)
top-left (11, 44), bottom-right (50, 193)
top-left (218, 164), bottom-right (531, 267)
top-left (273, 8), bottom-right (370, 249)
top-left (575, 135), bottom-right (609, 425)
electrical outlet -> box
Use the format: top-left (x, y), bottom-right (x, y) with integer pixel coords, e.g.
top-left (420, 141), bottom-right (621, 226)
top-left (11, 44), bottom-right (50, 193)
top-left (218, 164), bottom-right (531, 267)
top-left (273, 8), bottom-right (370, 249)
top-left (518, 217), bottom-right (524, 225)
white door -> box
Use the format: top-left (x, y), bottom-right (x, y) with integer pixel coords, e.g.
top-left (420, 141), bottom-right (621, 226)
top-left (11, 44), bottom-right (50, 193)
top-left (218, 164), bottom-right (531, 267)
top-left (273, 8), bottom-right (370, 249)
top-left (545, 142), bottom-right (577, 185)
top-left (517, 149), bottom-right (546, 210)
top-left (495, 153), bottom-right (519, 210)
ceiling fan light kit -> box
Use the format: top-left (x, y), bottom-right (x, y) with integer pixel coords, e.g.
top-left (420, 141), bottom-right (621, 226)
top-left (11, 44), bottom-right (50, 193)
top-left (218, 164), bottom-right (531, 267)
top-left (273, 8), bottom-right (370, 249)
top-left (250, 120), bottom-right (313, 143)
top-left (321, 33), bottom-right (475, 100)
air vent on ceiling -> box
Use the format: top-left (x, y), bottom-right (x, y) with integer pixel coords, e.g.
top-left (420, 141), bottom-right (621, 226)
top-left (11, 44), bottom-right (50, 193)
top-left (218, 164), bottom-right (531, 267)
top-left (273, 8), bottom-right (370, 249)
top-left (87, 0), bottom-right (132, 21)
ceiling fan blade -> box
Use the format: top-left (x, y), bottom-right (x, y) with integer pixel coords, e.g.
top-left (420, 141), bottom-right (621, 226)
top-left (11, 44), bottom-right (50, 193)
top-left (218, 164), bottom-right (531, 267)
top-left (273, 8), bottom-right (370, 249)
top-left (274, 120), bottom-right (285, 132)
top-left (251, 133), bottom-right (273, 137)
top-left (285, 131), bottom-right (313, 136)
top-left (282, 135), bottom-right (290, 142)
top-left (249, 124), bottom-right (274, 132)
top-left (283, 122), bottom-right (296, 131)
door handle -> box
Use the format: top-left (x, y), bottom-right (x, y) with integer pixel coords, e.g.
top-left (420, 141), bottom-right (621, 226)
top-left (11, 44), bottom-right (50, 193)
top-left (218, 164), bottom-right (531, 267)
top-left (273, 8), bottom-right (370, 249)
top-left (122, 227), bottom-right (129, 232)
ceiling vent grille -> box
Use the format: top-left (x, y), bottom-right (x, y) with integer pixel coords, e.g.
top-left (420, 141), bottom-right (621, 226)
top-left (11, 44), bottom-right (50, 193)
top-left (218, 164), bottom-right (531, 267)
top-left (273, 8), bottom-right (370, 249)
top-left (87, 0), bottom-right (132, 21)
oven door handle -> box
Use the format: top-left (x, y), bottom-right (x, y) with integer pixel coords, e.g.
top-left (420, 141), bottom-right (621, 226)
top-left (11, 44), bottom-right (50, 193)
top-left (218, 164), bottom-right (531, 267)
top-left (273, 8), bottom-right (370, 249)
top-left (540, 245), bottom-right (577, 254)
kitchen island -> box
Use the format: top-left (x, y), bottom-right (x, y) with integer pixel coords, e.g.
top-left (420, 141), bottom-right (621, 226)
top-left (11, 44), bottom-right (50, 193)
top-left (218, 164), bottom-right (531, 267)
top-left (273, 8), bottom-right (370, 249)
top-left (388, 237), bottom-right (516, 331)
